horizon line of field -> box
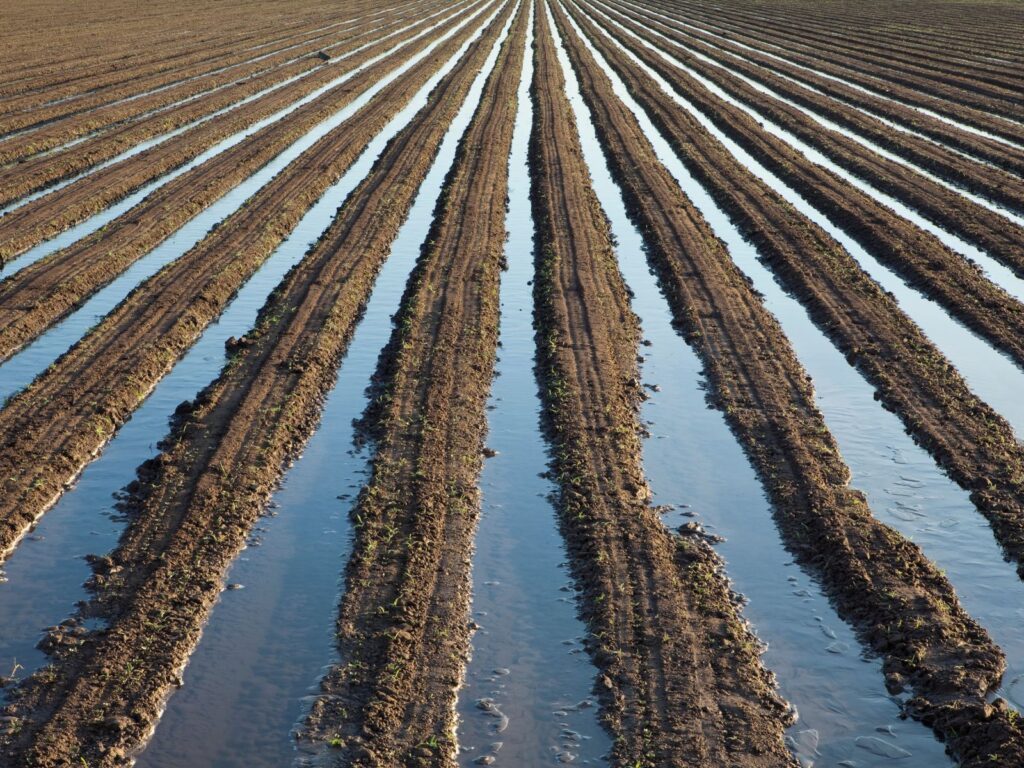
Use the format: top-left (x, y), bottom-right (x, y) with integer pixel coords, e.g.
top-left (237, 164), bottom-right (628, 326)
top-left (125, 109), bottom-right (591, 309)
top-left (2, 3), bottom-right (1024, 765)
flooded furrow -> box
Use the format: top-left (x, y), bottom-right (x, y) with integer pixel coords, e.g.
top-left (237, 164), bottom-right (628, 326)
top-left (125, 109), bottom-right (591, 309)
top-left (584, 1), bottom-right (1024, 307)
top-left (455, 8), bottom-right (608, 764)
top-left (572, 5), bottom-right (1024, 478)
top-left (0, 0), bottom-right (471, 274)
top-left (0, 1), bottom-right (487, 404)
top-left (591, 0), bottom-right (1024, 228)
top-left (0, 0), bottom-right (506, 692)
top-left (614, 0), bottom-right (1023, 149)
top-left (548, 10), bottom-right (954, 766)
top-left (626, 0), bottom-right (1024, 139)
top-left (135, 37), bottom-right (506, 763)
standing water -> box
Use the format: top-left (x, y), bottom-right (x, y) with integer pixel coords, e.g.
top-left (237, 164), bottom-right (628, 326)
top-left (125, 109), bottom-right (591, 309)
top-left (455, 5), bottom-right (609, 764)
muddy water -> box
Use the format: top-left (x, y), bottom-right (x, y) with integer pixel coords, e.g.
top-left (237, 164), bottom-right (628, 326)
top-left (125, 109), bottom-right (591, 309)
top-left (550, 7), bottom-right (956, 766)
top-left (455, 7), bottom-right (608, 766)
top-left (0, 0), bottom-right (502, 703)
top-left (610, 0), bottom-right (1024, 148)
top-left (561, 3), bottom-right (1024, 758)
top-left (0, 0), bottom-right (489, 404)
top-left (578, 5), bottom-right (1024, 453)
top-left (0, 0), bottom-right (476, 276)
top-left (133, 8), bottom-right (525, 768)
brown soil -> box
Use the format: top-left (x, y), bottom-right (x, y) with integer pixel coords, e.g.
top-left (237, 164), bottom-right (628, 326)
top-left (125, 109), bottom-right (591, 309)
top-left (0, 0), bottom-right (477, 366)
top-left (600, 0), bottom-right (1024, 208)
top-left (606, 0), bottom-right (1024, 180)
top-left (0, 5), bottom-right (516, 766)
top-left (296, 5), bottom-right (526, 765)
top-left (0, 3), bottom-right (428, 204)
top-left (637, 0), bottom-right (1024, 129)
top-left (529, 6), bottom-right (795, 766)
top-left (0, 0), bottom-right (461, 266)
top-left (589, 4), bottom-right (1024, 349)
top-left (0, 3), bottom-right (395, 139)
top-left (552, 3), bottom-right (1024, 765)
top-left (0, 0), bottom-right (375, 100)
top-left (574, 0), bottom-right (1024, 588)
top-left (0, 2), bottom-right (496, 566)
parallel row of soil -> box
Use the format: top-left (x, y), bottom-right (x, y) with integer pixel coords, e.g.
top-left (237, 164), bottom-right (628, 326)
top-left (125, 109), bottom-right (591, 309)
top-left (0, 0), bottom-right (477, 367)
top-left (599, 0), bottom-right (1024, 208)
top-left (528, 6), bottom-right (795, 765)
top-left (609, 0), bottom-right (1024, 175)
top-left (574, 0), bottom-right (1024, 583)
top-left (0, 0), bottom-right (498, 564)
top-left (657, 0), bottom-right (1024, 98)
top-left (0, 0), bottom-right (461, 265)
top-left (635, 0), bottom-right (1024, 129)
top-left (0, 4), bottom-right (516, 766)
top-left (631, 0), bottom-right (1024, 147)
top-left (0, 0), bottom-right (363, 98)
top-left (657, 0), bottom-right (1024, 68)
top-left (582, 3), bottom-right (1024, 372)
top-left (296, 5), bottom-right (526, 765)
top-left (0, 0), bottom-right (426, 198)
top-left (550, 2), bottom-right (1024, 764)
top-left (0, 2), bottom-right (391, 139)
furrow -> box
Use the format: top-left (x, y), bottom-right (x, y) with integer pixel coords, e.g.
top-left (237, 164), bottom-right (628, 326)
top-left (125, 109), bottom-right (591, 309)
top-left (0, 4), bottom-right (517, 766)
top-left (0, 0), bottom-right (498, 565)
top-left (295, 5), bottom-right (526, 765)
top-left (528, 5), bottom-right (796, 766)
top-left (550, 2), bottom-right (1024, 764)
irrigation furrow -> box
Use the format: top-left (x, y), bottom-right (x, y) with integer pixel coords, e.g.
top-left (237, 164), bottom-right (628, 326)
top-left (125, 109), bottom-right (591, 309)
top-left (132, 13), bottom-right (528, 766)
top-left (0, 3), bottom-right (369, 104)
top-left (596, 0), bottom-right (1024, 214)
top-left (554, 21), bottom-right (958, 762)
top-left (529, 6), bottom-right (795, 766)
top-left (548, 3), bottom-right (1024, 764)
top-left (608, 0), bottom-right (1024, 180)
top-left (0, 0), bottom-right (482, 379)
top-left (0, 5), bottom-right (395, 140)
top-left (0, 0), bottom-right (463, 268)
top-left (454, 9), bottom-right (609, 760)
top-left (0, 0), bottom-right (500, 567)
top-left (651, 0), bottom-right (1024, 97)
top-left (0, 1), bottom-right (431, 206)
top-left (617, 0), bottom-right (1024, 150)
top-left (576, 2), bottom-right (1024, 385)
top-left (631, 0), bottom-right (1024, 127)
top-left (570, 0), bottom-right (1024, 569)
top-left (0, 5), bottom-right (518, 766)
top-left (294, 6), bottom-right (525, 765)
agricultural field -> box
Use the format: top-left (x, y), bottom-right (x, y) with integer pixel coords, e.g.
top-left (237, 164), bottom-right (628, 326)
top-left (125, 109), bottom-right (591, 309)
top-left (0, 0), bottom-right (1022, 765)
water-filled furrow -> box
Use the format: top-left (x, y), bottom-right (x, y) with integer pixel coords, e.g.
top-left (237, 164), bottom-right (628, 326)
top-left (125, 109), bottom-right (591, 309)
top-left (625, 0), bottom-right (1024, 135)
top-left (0, 0), bottom-right (437, 187)
top-left (0, 0), bottom-right (473, 274)
top-left (0, 3), bottom-right (435, 218)
top-left (547, 8), bottom-right (953, 765)
top-left (132, 12), bottom-right (516, 764)
top-left (589, 0), bottom-right (1024, 229)
top-left (0, 0), bottom-right (490, 403)
top-left (0, 0), bottom-right (503, 692)
top-left (0, 10), bottom-right (394, 143)
top-left (585, 1), bottom-right (1024, 304)
top-left (613, 0), bottom-right (1023, 149)
top-left (572, 5), bottom-right (1024, 449)
top-left (455, 7), bottom-right (608, 764)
